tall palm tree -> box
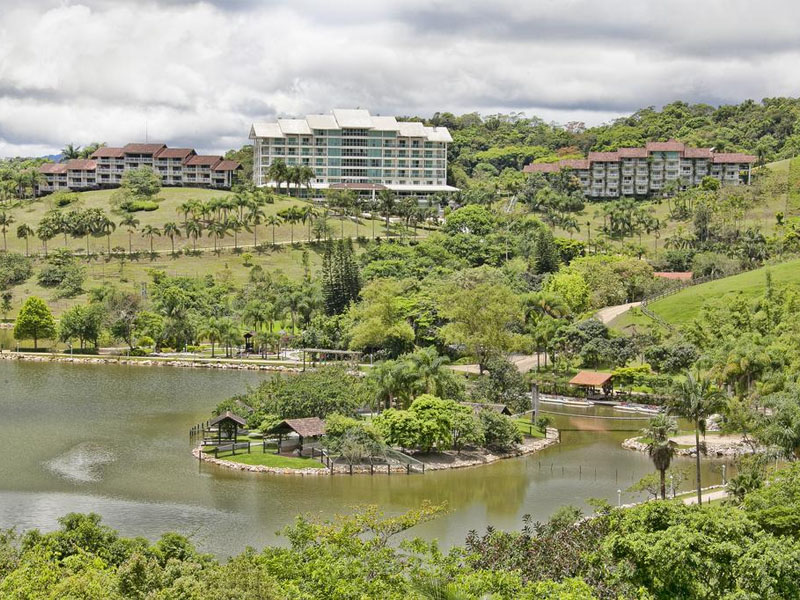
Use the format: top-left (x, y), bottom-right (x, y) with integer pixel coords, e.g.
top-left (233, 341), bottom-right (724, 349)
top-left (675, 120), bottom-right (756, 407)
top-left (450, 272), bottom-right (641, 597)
top-left (265, 214), bottom-right (282, 246)
top-left (36, 221), bottom-right (55, 257)
top-left (198, 317), bottom-right (223, 358)
top-left (92, 214), bottom-right (116, 255)
top-left (406, 347), bottom-right (450, 397)
top-left (177, 200), bottom-right (199, 229)
top-left (60, 143), bottom-right (81, 161)
top-left (378, 189), bottom-right (396, 238)
top-left (119, 214), bottom-right (140, 255)
top-left (267, 160), bottom-right (289, 196)
top-left (208, 221), bottom-right (227, 252)
top-left (16, 223), bottom-right (34, 256)
top-left (227, 216), bottom-right (243, 250)
top-left (141, 225), bottom-right (161, 254)
top-left (163, 222), bottom-right (181, 255)
top-left (186, 219), bottom-right (203, 251)
top-left (247, 202), bottom-right (266, 247)
top-left (278, 207), bottom-right (301, 244)
top-left (0, 212), bottom-right (15, 251)
top-left (668, 371), bottom-right (727, 505)
top-left (643, 413), bottom-right (678, 500)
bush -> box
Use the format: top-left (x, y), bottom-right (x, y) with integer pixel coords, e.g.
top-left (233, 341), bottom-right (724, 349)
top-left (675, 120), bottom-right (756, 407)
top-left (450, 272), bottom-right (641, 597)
top-left (51, 191), bottom-right (79, 207)
top-left (128, 347), bottom-right (148, 357)
top-left (0, 253), bottom-right (32, 290)
top-left (37, 249), bottom-right (86, 298)
top-left (478, 409), bottom-right (522, 452)
top-left (122, 200), bottom-right (159, 212)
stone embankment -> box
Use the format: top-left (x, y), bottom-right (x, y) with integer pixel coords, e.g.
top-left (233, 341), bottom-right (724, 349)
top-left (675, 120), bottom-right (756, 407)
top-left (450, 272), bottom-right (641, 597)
top-left (193, 433), bottom-right (560, 476)
top-left (622, 435), bottom-right (756, 457)
top-left (0, 351), bottom-right (304, 373)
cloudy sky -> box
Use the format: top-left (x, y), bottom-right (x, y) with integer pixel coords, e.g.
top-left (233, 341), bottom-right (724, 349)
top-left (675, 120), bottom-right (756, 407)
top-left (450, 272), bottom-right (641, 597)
top-left (1, 0), bottom-right (798, 157)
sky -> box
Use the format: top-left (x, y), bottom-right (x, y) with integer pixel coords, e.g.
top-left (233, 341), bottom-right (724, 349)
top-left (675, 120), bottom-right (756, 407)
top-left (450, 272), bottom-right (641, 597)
top-left (0, 0), bottom-right (799, 157)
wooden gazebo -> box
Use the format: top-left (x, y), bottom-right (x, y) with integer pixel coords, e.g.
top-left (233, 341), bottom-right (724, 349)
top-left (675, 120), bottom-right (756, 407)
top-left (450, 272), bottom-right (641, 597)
top-left (569, 371), bottom-right (614, 398)
top-left (208, 411), bottom-right (248, 444)
top-left (267, 417), bottom-right (326, 454)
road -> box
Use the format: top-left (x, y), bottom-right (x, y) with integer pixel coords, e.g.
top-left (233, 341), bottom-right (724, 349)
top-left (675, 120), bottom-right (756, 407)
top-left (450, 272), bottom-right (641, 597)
top-left (595, 301), bottom-right (641, 324)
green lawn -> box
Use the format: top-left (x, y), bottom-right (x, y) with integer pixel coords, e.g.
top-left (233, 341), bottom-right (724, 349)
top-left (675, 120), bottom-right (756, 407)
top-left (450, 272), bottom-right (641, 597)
top-left (221, 449), bottom-right (325, 469)
top-left (515, 419), bottom-right (546, 438)
top-left (628, 258), bottom-right (800, 327)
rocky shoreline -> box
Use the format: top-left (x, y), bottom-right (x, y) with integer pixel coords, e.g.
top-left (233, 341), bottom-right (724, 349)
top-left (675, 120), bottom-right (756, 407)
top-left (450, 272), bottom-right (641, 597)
top-left (193, 434), bottom-right (560, 476)
top-left (622, 435), bottom-right (756, 457)
top-left (0, 351), bottom-right (304, 373)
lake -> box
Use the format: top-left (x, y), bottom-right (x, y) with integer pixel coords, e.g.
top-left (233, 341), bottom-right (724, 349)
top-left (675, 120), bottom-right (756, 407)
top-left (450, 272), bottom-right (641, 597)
top-left (0, 359), bottom-right (728, 557)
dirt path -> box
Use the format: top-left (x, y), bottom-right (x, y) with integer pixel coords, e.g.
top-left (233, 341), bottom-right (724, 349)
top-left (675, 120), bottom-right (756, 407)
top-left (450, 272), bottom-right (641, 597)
top-left (595, 301), bottom-right (641, 324)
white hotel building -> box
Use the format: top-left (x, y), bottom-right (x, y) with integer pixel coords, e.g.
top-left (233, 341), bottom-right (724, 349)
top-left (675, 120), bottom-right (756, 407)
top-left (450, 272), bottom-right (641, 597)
top-left (249, 109), bottom-right (459, 197)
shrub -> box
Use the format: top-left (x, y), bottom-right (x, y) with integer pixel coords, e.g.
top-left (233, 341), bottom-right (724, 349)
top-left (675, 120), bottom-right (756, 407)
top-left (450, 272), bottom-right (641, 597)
top-left (37, 249), bottom-right (86, 298)
top-left (479, 409), bottom-right (522, 452)
top-left (122, 200), bottom-right (159, 212)
top-left (0, 252), bottom-right (32, 290)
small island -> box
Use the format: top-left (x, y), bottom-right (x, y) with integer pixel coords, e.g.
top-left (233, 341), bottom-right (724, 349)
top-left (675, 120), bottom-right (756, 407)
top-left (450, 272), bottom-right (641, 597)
top-left (191, 363), bottom-right (558, 475)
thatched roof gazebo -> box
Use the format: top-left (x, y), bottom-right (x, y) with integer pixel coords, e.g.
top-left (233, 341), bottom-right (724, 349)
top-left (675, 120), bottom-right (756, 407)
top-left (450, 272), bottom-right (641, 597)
top-left (569, 371), bottom-right (614, 397)
top-left (209, 411), bottom-right (248, 444)
top-left (267, 417), bottom-right (326, 454)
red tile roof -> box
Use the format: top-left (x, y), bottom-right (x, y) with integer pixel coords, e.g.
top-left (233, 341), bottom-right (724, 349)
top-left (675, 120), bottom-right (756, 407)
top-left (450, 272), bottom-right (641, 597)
top-left (157, 148), bottom-right (195, 159)
top-left (654, 271), bottom-right (693, 281)
top-left (712, 152), bottom-right (756, 164)
top-left (646, 139), bottom-right (685, 152)
top-left (617, 147), bottom-right (648, 158)
top-left (523, 162), bottom-right (560, 173)
top-left (39, 163), bottom-right (68, 174)
top-left (211, 160), bottom-right (242, 171)
top-left (64, 159), bottom-right (97, 171)
top-left (185, 155), bottom-right (222, 166)
top-left (569, 370), bottom-right (613, 386)
top-left (558, 158), bottom-right (590, 170)
top-left (123, 143), bottom-right (167, 155)
top-left (684, 147), bottom-right (713, 158)
top-left (90, 147), bottom-right (124, 158)
top-left (587, 151), bottom-right (620, 162)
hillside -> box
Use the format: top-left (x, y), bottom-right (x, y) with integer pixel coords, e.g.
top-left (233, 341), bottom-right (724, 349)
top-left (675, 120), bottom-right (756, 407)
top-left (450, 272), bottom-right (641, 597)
top-left (612, 258), bottom-right (800, 330)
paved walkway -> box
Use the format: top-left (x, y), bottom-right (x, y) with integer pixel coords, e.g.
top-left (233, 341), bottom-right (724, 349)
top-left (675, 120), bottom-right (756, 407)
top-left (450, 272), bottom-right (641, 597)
top-left (682, 488), bottom-right (728, 505)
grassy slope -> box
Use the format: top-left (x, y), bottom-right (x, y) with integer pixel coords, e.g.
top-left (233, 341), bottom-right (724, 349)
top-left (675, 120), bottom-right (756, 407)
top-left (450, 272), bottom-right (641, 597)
top-left (2, 187), bottom-right (402, 318)
top-left (612, 258), bottom-right (800, 330)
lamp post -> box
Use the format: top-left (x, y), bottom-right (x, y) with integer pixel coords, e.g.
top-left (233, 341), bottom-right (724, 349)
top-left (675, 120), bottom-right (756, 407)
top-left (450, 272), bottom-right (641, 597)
top-left (722, 464), bottom-right (726, 486)
top-left (617, 489), bottom-right (622, 507)
top-left (670, 473), bottom-right (674, 499)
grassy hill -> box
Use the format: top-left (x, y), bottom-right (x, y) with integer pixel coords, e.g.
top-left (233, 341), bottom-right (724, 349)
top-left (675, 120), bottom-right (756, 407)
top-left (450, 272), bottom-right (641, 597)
top-left (611, 258), bottom-right (800, 330)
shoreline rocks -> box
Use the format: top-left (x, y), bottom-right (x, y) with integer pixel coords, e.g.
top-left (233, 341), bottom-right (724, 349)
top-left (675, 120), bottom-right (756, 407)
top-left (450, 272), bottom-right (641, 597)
top-left (622, 435), bottom-right (757, 457)
top-left (193, 434), bottom-right (560, 476)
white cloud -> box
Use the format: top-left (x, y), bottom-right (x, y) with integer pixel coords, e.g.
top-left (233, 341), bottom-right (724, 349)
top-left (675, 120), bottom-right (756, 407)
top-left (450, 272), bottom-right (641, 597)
top-left (0, 0), bottom-right (799, 157)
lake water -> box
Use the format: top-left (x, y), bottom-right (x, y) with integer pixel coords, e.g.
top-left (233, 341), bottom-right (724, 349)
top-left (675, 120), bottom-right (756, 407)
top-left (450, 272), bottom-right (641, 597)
top-left (0, 360), bottom-right (728, 557)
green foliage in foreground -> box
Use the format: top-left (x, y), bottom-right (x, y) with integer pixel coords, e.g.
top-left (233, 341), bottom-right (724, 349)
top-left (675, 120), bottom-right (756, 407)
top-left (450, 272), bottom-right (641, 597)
top-left (7, 465), bottom-right (800, 598)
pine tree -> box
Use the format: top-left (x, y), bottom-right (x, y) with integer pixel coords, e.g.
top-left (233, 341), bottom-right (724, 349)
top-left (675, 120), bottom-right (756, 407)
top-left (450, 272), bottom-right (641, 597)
top-left (321, 238), bottom-right (362, 315)
top-left (533, 228), bottom-right (560, 274)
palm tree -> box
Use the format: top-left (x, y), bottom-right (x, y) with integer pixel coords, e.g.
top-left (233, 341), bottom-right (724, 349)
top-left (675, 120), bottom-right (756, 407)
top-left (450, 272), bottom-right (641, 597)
top-left (668, 371), bottom-right (727, 505)
top-left (278, 207), bottom-right (301, 244)
top-left (227, 216), bottom-right (243, 250)
top-left (163, 222), bottom-right (181, 255)
top-left (265, 214), bottom-right (282, 246)
top-left (177, 200), bottom-right (199, 229)
top-left (93, 214), bottom-right (116, 255)
top-left (267, 160), bottom-right (289, 195)
top-left (247, 202), bottom-right (266, 247)
top-left (60, 143), bottom-right (81, 161)
top-left (36, 221), bottom-right (55, 257)
top-left (119, 214), bottom-right (140, 255)
top-left (378, 189), bottom-right (396, 238)
top-left (16, 223), bottom-right (33, 256)
top-left (198, 317), bottom-right (223, 358)
top-left (141, 225), bottom-right (161, 254)
top-left (208, 221), bottom-right (228, 252)
top-left (186, 219), bottom-right (203, 251)
top-left (0, 212), bottom-right (15, 251)
top-left (406, 347), bottom-right (450, 397)
top-left (643, 413), bottom-right (678, 500)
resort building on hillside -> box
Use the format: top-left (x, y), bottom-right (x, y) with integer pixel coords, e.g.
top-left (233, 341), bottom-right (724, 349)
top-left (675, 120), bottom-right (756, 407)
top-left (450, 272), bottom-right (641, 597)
top-left (37, 143), bottom-right (241, 194)
top-left (249, 108), bottom-right (459, 197)
top-left (523, 140), bottom-right (756, 199)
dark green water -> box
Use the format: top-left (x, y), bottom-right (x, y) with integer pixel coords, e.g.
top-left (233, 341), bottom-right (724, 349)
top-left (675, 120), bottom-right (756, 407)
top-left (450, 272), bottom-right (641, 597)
top-left (0, 360), bottom-right (727, 557)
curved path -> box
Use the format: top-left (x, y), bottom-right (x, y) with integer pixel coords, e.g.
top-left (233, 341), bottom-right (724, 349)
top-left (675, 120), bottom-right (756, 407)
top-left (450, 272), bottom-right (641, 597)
top-left (595, 301), bottom-right (641, 324)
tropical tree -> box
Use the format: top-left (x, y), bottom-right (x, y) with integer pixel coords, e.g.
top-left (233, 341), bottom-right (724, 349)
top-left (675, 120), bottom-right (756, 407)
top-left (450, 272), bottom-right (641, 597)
top-left (227, 216), bottom-right (244, 250)
top-left (668, 370), bottom-right (727, 504)
top-left (36, 220), bottom-right (56, 257)
top-left (0, 212), bottom-right (15, 251)
top-left (198, 317), bottom-right (224, 358)
top-left (61, 143), bottom-right (81, 160)
top-left (378, 189), bottom-right (396, 237)
top-left (92, 214), bottom-right (116, 255)
top-left (643, 413), bottom-right (678, 500)
top-left (208, 220), bottom-right (228, 252)
top-left (13, 296), bottom-right (56, 349)
top-left (406, 346), bottom-right (452, 397)
top-left (267, 160), bottom-right (289, 195)
top-left (186, 219), bottom-right (203, 251)
top-left (247, 202), bottom-right (266, 247)
top-left (265, 214), bottom-right (282, 246)
top-left (163, 222), bottom-right (181, 255)
top-left (16, 223), bottom-right (33, 256)
top-left (278, 206), bottom-right (302, 243)
top-left (119, 214), bottom-right (140, 255)
top-left (141, 225), bottom-right (161, 254)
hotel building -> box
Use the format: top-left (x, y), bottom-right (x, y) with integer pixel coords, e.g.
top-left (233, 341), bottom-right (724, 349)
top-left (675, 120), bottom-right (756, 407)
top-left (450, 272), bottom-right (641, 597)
top-left (249, 109), bottom-right (458, 197)
top-left (38, 143), bottom-right (241, 194)
top-left (523, 140), bottom-right (756, 198)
